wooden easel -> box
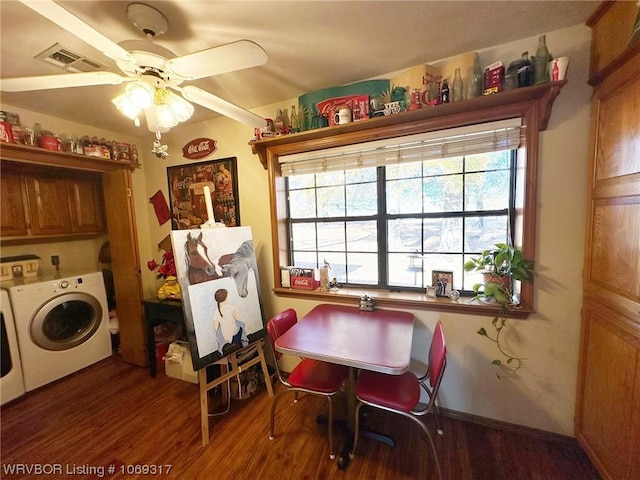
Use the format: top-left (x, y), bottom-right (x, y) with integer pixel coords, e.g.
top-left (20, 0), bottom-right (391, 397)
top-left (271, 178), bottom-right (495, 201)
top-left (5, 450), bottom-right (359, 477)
top-left (198, 338), bottom-right (273, 446)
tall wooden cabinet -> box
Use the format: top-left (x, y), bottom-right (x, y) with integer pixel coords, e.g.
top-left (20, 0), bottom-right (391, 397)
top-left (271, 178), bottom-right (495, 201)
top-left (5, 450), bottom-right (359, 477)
top-left (575, 3), bottom-right (640, 480)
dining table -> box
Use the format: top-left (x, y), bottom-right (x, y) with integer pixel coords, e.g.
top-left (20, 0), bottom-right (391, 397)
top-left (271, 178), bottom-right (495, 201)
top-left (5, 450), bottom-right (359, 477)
top-left (274, 303), bottom-right (415, 469)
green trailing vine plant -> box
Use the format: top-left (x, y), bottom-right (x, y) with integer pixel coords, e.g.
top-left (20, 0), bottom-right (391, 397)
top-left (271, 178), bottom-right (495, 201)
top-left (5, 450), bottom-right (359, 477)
top-left (463, 243), bottom-right (535, 379)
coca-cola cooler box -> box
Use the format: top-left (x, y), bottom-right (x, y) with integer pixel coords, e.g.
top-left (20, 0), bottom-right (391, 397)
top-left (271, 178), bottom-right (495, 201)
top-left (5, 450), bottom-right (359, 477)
top-left (298, 79), bottom-right (390, 131)
top-left (289, 267), bottom-right (320, 290)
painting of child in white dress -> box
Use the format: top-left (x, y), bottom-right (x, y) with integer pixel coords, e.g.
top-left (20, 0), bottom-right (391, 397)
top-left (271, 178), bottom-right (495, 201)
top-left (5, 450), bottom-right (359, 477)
top-left (213, 288), bottom-right (248, 355)
top-left (171, 226), bottom-right (265, 370)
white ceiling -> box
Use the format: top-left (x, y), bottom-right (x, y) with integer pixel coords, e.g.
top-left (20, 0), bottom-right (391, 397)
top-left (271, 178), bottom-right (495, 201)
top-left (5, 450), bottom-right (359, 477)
top-left (0, 1), bottom-right (599, 138)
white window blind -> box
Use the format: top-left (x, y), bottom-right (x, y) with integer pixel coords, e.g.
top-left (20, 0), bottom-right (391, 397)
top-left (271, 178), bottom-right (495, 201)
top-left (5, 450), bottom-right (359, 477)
top-left (279, 118), bottom-right (523, 176)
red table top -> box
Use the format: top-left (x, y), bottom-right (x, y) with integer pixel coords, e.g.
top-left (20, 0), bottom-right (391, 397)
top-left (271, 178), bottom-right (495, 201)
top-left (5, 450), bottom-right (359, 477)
top-left (275, 304), bottom-right (414, 374)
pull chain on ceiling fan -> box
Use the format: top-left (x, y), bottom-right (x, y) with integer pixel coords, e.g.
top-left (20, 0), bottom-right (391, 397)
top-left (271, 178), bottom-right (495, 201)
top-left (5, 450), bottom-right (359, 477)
top-left (1, 0), bottom-right (268, 131)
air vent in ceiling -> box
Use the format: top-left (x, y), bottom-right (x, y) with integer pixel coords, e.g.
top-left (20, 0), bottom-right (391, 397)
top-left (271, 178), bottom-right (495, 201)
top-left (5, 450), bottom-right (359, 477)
top-left (35, 43), bottom-right (105, 73)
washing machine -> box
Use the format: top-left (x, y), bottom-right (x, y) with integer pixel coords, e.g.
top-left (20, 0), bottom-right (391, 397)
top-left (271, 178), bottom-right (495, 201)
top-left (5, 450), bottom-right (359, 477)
top-left (0, 289), bottom-right (25, 404)
top-left (3, 271), bottom-right (112, 392)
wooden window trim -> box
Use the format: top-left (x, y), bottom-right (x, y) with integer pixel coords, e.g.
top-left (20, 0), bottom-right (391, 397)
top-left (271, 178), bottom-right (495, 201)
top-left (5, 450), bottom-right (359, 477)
top-left (251, 81), bottom-right (566, 316)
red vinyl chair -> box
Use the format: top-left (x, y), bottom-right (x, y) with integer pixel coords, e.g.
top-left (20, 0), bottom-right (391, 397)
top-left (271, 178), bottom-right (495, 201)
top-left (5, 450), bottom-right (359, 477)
top-left (267, 309), bottom-right (348, 459)
top-left (350, 321), bottom-right (447, 479)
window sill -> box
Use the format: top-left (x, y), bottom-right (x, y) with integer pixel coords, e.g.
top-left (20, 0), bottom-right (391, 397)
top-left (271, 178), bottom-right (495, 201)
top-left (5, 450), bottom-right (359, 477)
top-left (273, 287), bottom-right (532, 319)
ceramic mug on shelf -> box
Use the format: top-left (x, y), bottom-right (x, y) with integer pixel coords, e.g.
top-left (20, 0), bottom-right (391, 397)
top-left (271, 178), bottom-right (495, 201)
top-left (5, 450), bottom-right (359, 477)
top-left (334, 107), bottom-right (352, 125)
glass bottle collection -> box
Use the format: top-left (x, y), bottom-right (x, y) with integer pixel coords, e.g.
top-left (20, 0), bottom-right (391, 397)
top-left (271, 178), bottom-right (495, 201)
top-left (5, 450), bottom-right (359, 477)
top-left (19, 123), bottom-right (137, 163)
top-left (269, 36), bottom-right (555, 137)
top-left (2, 109), bottom-right (137, 163)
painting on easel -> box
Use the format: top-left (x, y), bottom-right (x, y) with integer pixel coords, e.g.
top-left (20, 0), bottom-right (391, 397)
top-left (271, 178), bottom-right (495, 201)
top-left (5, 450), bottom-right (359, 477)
top-left (170, 226), bottom-right (265, 370)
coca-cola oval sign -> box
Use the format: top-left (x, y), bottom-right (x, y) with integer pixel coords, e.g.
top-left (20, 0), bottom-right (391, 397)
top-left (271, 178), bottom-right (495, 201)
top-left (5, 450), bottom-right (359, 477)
top-left (182, 137), bottom-right (217, 159)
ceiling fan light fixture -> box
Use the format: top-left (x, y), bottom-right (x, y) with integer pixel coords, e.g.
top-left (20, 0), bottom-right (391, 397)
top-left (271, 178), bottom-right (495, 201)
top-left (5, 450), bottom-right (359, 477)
top-left (164, 90), bottom-right (194, 123)
top-left (125, 81), bottom-right (154, 109)
top-left (144, 104), bottom-right (170, 134)
top-left (155, 104), bottom-right (180, 129)
top-left (111, 93), bottom-right (142, 120)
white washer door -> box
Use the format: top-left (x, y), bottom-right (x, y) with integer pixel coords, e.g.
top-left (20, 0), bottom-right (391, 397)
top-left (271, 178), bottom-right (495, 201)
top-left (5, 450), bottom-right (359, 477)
top-left (30, 292), bottom-right (103, 351)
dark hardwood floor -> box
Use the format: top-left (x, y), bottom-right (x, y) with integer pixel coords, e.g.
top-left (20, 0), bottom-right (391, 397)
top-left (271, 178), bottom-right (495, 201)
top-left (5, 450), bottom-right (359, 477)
top-left (1, 355), bottom-right (601, 480)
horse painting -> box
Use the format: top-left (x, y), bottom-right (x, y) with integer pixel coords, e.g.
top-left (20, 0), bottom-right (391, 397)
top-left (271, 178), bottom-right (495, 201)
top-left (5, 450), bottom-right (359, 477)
top-left (171, 226), bottom-right (266, 370)
top-left (184, 231), bottom-right (222, 285)
top-left (183, 233), bottom-right (258, 298)
top-left (222, 240), bottom-right (259, 298)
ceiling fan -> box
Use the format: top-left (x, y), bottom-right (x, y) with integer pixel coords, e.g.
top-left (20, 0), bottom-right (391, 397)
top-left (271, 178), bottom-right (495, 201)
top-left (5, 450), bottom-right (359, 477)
top-left (1, 0), bottom-right (268, 132)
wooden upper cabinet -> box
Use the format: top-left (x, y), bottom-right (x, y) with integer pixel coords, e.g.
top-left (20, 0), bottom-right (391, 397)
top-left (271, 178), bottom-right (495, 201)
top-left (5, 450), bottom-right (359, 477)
top-left (587, 1), bottom-right (640, 84)
top-left (593, 65), bottom-right (640, 181)
top-left (68, 176), bottom-right (105, 233)
top-left (0, 160), bottom-right (107, 240)
top-left (24, 173), bottom-right (73, 235)
top-left (0, 171), bottom-right (28, 237)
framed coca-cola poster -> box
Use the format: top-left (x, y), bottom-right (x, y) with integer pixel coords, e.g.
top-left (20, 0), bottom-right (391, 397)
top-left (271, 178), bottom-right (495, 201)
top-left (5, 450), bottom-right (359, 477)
top-left (167, 157), bottom-right (240, 229)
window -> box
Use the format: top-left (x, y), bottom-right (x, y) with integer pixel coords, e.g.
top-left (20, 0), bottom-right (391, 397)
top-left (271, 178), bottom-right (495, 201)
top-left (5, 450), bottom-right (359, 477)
top-left (280, 119), bottom-right (522, 293)
top-left (253, 82), bottom-right (568, 312)
top-left (286, 149), bottom-right (515, 293)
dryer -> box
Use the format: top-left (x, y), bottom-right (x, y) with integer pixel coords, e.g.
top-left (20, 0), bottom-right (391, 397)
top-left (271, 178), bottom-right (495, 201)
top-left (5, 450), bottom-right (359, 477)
top-left (0, 289), bottom-right (25, 404)
top-left (3, 271), bottom-right (112, 392)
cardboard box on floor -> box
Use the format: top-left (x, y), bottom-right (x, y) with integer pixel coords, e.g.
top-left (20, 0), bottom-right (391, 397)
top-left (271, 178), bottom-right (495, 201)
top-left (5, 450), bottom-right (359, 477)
top-left (165, 341), bottom-right (198, 384)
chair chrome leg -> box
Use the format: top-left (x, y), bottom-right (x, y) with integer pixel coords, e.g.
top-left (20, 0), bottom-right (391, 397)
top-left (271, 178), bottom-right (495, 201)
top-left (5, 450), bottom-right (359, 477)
top-left (425, 430), bottom-right (443, 480)
top-left (414, 417), bottom-right (443, 480)
top-left (432, 399), bottom-right (444, 436)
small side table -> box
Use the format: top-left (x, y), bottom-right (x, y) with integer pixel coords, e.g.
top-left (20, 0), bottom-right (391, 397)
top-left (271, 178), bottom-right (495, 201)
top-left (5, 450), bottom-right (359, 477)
top-left (142, 297), bottom-right (185, 377)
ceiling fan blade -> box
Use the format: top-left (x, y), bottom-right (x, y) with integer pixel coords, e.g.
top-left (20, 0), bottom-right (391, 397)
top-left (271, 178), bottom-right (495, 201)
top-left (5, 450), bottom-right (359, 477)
top-left (164, 40), bottom-right (267, 80)
top-left (180, 85), bottom-right (265, 127)
top-left (1, 72), bottom-right (126, 92)
top-left (18, 0), bottom-right (136, 64)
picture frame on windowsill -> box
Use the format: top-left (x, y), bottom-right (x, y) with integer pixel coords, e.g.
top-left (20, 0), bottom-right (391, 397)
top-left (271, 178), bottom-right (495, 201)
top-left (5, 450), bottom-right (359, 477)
top-left (432, 270), bottom-right (453, 297)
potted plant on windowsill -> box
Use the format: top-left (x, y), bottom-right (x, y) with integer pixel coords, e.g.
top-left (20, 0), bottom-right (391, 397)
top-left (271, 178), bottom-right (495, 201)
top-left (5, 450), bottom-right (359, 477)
top-left (463, 243), bottom-right (535, 378)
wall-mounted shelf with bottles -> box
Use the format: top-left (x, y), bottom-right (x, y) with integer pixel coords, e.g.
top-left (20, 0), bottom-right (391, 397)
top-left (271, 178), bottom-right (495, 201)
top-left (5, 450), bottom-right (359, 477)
top-left (0, 142), bottom-right (137, 173)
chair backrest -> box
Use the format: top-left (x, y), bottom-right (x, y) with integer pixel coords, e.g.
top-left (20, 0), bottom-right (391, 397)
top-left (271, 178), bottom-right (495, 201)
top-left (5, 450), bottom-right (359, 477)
top-left (266, 308), bottom-right (298, 361)
top-left (428, 321), bottom-right (447, 390)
